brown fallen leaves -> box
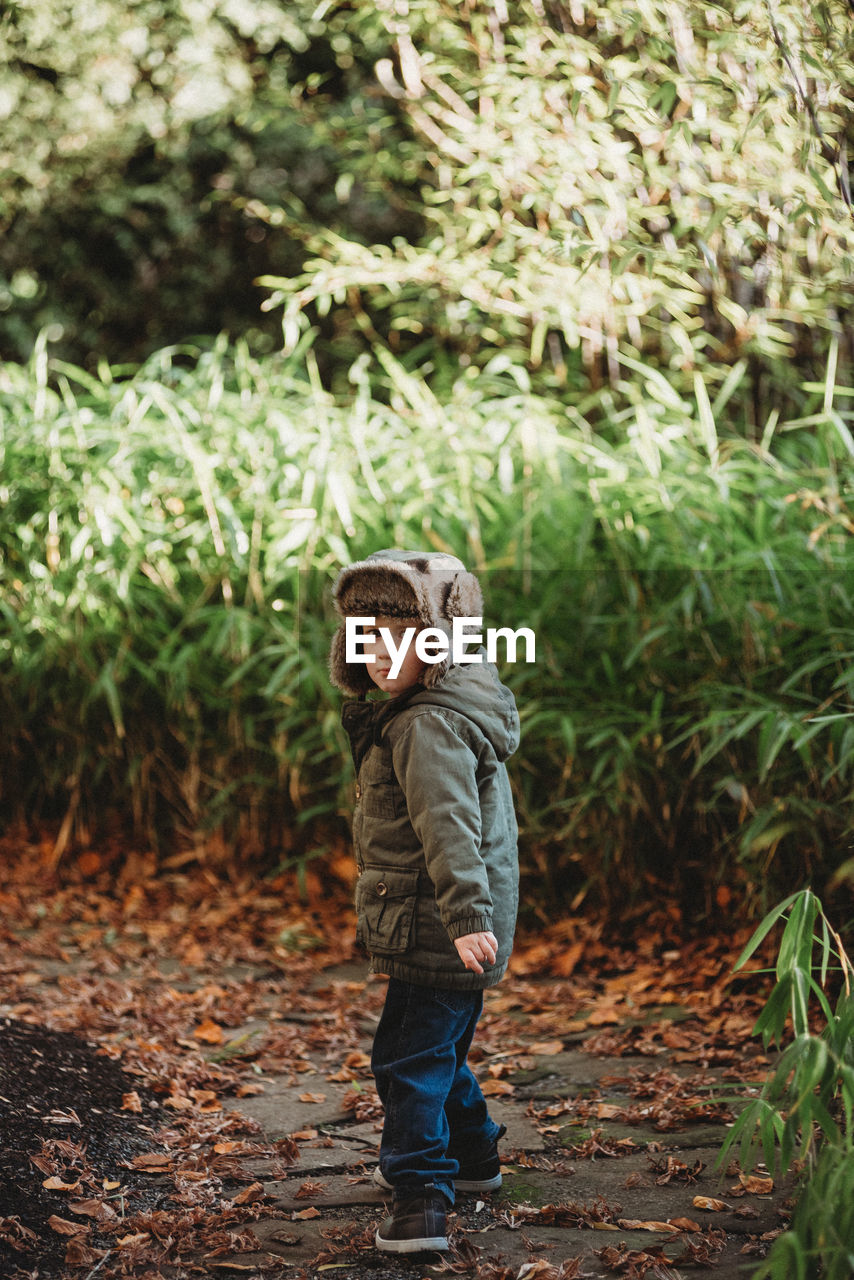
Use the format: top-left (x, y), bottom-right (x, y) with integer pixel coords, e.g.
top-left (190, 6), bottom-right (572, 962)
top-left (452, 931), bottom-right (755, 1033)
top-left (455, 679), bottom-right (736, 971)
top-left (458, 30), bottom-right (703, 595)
top-left (500, 1197), bottom-right (622, 1230)
top-left (595, 1229), bottom-right (726, 1277)
top-left (437, 1238), bottom-right (586, 1280)
top-left (648, 1155), bottom-right (705, 1185)
top-left (1, 840), bottom-right (780, 1279)
top-left (0, 1217), bottom-right (40, 1253)
top-left (530, 1066), bottom-right (735, 1139)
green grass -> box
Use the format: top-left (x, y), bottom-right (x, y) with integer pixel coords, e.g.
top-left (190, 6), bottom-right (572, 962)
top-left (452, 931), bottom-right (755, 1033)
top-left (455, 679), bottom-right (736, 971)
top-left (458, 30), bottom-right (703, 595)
top-left (0, 333), bottom-right (851, 918)
top-left (716, 891), bottom-right (854, 1280)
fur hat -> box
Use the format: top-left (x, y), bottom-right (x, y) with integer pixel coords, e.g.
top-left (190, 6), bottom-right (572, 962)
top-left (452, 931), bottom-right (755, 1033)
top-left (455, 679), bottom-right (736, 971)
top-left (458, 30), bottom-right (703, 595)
top-left (329, 549), bottom-right (484, 694)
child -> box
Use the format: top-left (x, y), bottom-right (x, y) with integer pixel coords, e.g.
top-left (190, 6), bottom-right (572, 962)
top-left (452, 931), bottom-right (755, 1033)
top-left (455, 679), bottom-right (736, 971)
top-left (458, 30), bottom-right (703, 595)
top-left (329, 549), bottom-right (520, 1254)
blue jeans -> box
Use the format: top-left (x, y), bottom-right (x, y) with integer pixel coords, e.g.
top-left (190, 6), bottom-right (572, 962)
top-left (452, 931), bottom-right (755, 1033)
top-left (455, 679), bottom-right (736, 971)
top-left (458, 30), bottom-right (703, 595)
top-left (371, 978), bottom-right (502, 1205)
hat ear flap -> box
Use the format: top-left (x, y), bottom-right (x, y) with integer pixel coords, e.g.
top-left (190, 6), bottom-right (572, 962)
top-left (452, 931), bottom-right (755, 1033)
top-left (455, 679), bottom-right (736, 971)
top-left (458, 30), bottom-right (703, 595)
top-left (443, 572), bottom-right (483, 621)
top-left (329, 624), bottom-right (373, 695)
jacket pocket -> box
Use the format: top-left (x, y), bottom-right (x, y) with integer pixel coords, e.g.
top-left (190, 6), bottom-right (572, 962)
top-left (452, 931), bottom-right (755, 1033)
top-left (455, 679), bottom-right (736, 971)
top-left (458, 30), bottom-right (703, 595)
top-left (355, 867), bottom-right (418, 956)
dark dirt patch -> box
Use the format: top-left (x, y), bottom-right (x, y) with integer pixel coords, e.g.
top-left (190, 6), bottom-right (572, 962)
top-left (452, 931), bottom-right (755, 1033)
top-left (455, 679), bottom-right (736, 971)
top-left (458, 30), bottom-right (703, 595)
top-left (0, 1018), bottom-right (162, 1278)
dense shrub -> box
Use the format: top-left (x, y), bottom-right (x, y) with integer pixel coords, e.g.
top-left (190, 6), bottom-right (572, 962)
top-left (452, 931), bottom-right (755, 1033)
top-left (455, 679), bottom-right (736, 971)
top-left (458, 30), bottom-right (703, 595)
top-left (1, 338), bottom-right (851, 921)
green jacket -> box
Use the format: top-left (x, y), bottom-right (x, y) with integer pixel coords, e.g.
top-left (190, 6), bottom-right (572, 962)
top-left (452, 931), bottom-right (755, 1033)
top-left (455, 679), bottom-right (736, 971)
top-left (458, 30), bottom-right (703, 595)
top-left (342, 659), bottom-right (520, 990)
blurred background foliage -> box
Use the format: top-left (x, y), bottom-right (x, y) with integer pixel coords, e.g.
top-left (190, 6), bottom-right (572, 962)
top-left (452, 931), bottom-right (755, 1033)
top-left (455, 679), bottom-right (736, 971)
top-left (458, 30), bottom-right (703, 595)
top-left (0, 0), bottom-right (852, 923)
top-left (2, 0), bottom-right (853, 418)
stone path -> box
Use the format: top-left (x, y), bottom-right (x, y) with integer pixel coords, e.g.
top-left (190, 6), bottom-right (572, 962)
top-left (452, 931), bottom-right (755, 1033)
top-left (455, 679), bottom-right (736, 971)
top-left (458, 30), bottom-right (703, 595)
top-left (207, 967), bottom-right (785, 1279)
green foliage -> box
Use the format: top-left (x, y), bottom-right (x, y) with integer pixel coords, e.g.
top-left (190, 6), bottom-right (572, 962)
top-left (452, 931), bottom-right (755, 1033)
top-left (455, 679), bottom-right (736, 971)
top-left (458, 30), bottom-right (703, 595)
top-left (0, 0), bottom-right (408, 362)
top-left (1, 0), bottom-right (853, 415)
top-left (1, 335), bottom-right (851, 915)
top-left (261, 0), bottom-right (854, 421)
top-left (715, 891), bottom-right (854, 1279)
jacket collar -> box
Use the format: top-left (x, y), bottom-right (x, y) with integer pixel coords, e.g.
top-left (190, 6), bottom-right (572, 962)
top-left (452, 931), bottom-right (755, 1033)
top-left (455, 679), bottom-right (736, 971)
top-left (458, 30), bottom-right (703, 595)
top-left (341, 685), bottom-right (422, 772)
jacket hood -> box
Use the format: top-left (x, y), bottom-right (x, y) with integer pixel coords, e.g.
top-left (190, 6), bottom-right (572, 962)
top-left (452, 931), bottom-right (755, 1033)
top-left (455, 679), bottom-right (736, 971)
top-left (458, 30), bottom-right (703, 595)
top-left (329, 548), bottom-right (483, 695)
top-left (403, 658), bottom-right (520, 762)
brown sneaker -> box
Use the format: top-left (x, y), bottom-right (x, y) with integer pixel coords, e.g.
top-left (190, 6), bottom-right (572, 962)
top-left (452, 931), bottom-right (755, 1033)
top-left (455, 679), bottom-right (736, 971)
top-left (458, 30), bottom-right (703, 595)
top-left (375, 1189), bottom-right (450, 1253)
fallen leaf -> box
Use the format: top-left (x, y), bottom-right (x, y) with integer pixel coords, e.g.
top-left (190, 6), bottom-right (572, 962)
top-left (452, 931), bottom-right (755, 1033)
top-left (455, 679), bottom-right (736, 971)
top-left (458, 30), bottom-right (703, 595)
top-left (517, 1261), bottom-right (574, 1278)
top-left (292, 1129), bottom-right (319, 1141)
top-left (554, 940), bottom-right (585, 977)
top-left (586, 1006), bottom-right (622, 1027)
top-left (63, 1241), bottom-right (106, 1268)
top-left (47, 1216), bottom-right (88, 1236)
top-left (484, 993), bottom-right (523, 1012)
top-left (231, 1181), bottom-right (266, 1205)
top-left (42, 1176), bottom-right (80, 1192)
top-left (669, 1217), bottom-right (702, 1231)
top-left (716, 884), bottom-right (733, 909)
top-left (295, 1179), bottom-right (327, 1200)
top-left (481, 1079), bottom-right (515, 1096)
top-left (595, 1103), bottom-right (624, 1119)
top-left (298, 1092), bottom-right (327, 1104)
top-left (121, 1092), bottom-right (143, 1113)
top-left (235, 1081), bottom-right (265, 1096)
top-left (734, 1174), bottom-right (774, 1195)
top-left (69, 1199), bottom-right (117, 1222)
top-left (190, 1088), bottom-right (222, 1111)
top-left (42, 1108), bottom-right (81, 1125)
top-left (181, 942), bottom-right (207, 966)
top-left (617, 1219), bottom-right (679, 1232)
top-left (193, 1018), bottom-right (224, 1044)
top-left (128, 1152), bottom-right (171, 1171)
top-left (269, 1229), bottom-right (302, 1245)
top-left (327, 1066), bottom-right (359, 1082)
top-left (692, 1196), bottom-right (729, 1212)
top-left (528, 1040), bottom-right (565, 1056)
top-left (117, 1232), bottom-right (151, 1247)
top-left (293, 1207), bottom-right (322, 1220)
top-left (163, 1093), bottom-right (195, 1110)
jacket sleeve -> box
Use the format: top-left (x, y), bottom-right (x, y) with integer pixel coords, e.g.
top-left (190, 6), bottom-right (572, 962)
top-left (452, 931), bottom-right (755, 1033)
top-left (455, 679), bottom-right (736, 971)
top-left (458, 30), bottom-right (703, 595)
top-left (389, 709), bottom-right (494, 940)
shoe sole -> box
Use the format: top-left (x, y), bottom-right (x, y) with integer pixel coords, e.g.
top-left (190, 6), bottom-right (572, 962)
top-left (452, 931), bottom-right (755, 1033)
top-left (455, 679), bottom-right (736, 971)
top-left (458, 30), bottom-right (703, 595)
top-left (375, 1230), bottom-right (449, 1253)
top-left (454, 1172), bottom-right (502, 1192)
top-left (373, 1168), bottom-right (502, 1194)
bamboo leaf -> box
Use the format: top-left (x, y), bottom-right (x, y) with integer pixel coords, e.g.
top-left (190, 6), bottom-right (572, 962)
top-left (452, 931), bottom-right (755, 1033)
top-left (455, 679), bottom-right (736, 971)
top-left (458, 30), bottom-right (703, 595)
top-left (733, 892), bottom-right (805, 973)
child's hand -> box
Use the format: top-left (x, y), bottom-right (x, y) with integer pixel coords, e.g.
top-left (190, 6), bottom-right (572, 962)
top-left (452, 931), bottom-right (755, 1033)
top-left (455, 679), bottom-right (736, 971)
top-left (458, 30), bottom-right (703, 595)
top-left (454, 931), bottom-right (498, 975)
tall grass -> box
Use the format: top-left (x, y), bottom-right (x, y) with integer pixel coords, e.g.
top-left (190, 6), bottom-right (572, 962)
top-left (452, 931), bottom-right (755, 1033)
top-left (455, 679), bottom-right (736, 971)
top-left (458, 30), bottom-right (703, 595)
top-left (0, 333), bottom-right (851, 917)
top-left (716, 891), bottom-right (854, 1279)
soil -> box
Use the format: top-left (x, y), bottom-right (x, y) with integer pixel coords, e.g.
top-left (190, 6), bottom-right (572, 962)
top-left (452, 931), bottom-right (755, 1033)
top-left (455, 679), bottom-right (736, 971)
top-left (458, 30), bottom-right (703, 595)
top-left (0, 1018), bottom-right (161, 1278)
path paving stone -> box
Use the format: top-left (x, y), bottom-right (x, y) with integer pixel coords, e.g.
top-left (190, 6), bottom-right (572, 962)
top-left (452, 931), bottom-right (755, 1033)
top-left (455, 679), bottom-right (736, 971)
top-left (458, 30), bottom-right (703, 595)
top-left (210, 965), bottom-right (786, 1279)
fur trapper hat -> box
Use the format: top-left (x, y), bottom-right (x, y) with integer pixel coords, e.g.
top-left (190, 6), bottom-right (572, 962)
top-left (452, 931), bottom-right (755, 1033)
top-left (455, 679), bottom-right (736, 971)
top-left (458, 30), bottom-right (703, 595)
top-left (329, 549), bottom-right (483, 694)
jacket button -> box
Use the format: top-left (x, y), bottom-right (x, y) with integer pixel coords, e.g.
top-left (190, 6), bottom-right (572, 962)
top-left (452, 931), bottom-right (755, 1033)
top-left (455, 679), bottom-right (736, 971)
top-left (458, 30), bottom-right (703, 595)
top-left (376, 882), bottom-right (388, 897)
top-left (355, 783), bottom-right (362, 799)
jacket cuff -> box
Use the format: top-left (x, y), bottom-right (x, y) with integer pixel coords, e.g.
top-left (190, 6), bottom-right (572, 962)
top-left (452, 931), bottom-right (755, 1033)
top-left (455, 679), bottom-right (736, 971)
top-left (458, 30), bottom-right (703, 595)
top-left (446, 915), bottom-right (494, 942)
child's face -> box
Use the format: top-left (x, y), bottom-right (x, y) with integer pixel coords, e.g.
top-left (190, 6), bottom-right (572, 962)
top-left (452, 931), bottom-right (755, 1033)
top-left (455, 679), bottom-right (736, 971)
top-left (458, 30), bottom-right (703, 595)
top-left (363, 615), bottom-right (426, 695)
